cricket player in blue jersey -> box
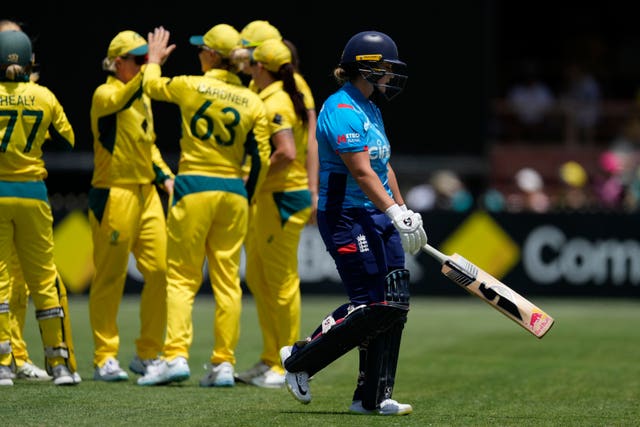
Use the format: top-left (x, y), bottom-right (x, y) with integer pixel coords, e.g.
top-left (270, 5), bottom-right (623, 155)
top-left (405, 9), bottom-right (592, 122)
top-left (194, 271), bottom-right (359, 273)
top-left (280, 30), bottom-right (427, 415)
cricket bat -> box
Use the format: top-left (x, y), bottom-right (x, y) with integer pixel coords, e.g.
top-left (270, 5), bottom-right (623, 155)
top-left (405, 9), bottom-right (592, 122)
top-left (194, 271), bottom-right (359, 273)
top-left (420, 243), bottom-right (554, 338)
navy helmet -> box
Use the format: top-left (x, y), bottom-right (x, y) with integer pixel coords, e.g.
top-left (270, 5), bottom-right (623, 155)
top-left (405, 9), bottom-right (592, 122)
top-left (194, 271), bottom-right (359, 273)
top-left (340, 31), bottom-right (405, 67)
top-left (339, 31), bottom-right (407, 100)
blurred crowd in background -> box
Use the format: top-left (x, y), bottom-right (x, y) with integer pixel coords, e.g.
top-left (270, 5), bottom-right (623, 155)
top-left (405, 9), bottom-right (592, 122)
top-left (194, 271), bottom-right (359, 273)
top-left (405, 144), bottom-right (640, 214)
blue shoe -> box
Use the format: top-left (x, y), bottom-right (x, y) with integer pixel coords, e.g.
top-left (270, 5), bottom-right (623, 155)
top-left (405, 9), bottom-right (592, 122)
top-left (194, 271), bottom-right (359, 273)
top-left (137, 357), bottom-right (190, 386)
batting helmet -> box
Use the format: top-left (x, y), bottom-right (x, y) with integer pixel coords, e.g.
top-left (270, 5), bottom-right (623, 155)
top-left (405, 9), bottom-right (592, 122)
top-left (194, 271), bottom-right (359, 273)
top-left (339, 31), bottom-right (407, 100)
top-left (340, 31), bottom-right (405, 67)
top-left (0, 30), bottom-right (32, 67)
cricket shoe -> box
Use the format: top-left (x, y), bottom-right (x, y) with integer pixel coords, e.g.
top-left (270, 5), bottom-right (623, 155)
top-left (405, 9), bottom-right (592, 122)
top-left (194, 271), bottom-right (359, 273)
top-left (250, 366), bottom-right (285, 388)
top-left (349, 399), bottom-right (413, 416)
top-left (52, 364), bottom-right (77, 386)
top-left (234, 361), bottom-right (269, 384)
top-left (280, 345), bottom-right (311, 404)
top-left (137, 356), bottom-right (190, 386)
top-left (72, 371), bottom-right (82, 384)
top-left (129, 355), bottom-right (161, 376)
top-left (15, 361), bottom-right (52, 381)
top-left (93, 357), bottom-right (129, 382)
top-left (200, 361), bottom-right (234, 387)
top-left (0, 364), bottom-right (15, 386)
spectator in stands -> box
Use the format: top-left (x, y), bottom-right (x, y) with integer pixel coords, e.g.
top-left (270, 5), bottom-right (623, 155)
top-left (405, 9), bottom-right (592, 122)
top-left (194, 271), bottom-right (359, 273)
top-left (505, 59), bottom-right (556, 142)
top-left (508, 167), bottom-right (551, 213)
top-left (608, 113), bottom-right (640, 190)
top-left (478, 188), bottom-right (506, 212)
top-left (429, 170), bottom-right (473, 212)
top-left (560, 61), bottom-right (601, 146)
top-left (556, 161), bottom-right (591, 211)
top-left (593, 151), bottom-right (626, 210)
top-left (405, 182), bottom-right (436, 212)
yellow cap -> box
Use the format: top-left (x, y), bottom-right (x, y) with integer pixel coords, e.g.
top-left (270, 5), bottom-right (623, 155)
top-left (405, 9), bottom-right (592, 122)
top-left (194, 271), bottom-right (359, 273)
top-left (252, 38), bottom-right (291, 72)
top-left (559, 161), bottom-right (587, 188)
top-left (240, 20), bottom-right (281, 47)
top-left (189, 24), bottom-right (240, 58)
top-left (107, 30), bottom-right (147, 59)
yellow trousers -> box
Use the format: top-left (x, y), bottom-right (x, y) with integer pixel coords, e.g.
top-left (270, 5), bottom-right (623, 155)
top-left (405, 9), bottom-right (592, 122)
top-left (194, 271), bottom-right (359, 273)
top-left (244, 189), bottom-right (311, 373)
top-left (88, 184), bottom-right (167, 367)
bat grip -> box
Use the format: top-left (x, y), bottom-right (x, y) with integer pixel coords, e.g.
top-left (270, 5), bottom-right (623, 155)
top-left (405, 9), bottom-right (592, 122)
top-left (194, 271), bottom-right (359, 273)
top-left (420, 243), bottom-right (448, 264)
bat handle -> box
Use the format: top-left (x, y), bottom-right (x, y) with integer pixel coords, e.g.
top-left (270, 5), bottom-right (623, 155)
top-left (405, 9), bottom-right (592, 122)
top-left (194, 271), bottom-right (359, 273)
top-left (420, 243), bottom-right (448, 264)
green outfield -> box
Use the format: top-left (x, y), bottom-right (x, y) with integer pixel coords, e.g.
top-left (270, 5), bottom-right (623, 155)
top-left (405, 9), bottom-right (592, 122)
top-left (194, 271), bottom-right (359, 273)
top-left (5, 295), bottom-right (639, 426)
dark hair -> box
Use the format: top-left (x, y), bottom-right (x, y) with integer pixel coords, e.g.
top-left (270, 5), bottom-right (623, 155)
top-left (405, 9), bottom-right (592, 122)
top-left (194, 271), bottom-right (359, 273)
top-left (276, 63), bottom-right (308, 123)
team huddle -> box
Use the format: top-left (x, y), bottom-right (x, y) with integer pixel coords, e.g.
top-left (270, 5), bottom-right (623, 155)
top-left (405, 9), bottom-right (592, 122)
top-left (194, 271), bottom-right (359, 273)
top-left (0, 18), bottom-right (426, 416)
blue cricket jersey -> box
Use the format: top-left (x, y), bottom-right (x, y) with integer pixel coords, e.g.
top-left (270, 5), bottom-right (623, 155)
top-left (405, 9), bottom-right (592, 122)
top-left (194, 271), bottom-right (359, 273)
top-left (316, 83), bottom-right (392, 211)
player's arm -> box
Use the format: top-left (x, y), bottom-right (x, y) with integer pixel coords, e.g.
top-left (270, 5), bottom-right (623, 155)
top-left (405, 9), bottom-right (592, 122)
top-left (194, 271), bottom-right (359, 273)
top-left (268, 129), bottom-right (296, 175)
top-left (142, 26), bottom-right (177, 102)
top-left (340, 151), bottom-right (395, 211)
top-left (150, 144), bottom-right (175, 194)
top-left (45, 90), bottom-right (75, 151)
top-left (92, 73), bottom-right (145, 115)
top-left (386, 162), bottom-right (405, 207)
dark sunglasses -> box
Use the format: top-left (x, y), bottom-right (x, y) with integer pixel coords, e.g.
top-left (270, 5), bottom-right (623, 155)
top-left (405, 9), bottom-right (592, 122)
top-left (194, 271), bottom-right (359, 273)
top-left (121, 54), bottom-right (148, 65)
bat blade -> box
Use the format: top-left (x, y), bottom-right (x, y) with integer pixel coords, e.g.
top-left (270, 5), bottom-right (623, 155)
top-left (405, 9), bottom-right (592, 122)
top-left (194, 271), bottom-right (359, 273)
top-left (421, 244), bottom-right (554, 338)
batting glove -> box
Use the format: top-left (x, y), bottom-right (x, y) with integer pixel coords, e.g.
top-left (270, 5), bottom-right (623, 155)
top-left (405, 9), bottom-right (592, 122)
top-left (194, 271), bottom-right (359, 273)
top-left (385, 204), bottom-right (428, 255)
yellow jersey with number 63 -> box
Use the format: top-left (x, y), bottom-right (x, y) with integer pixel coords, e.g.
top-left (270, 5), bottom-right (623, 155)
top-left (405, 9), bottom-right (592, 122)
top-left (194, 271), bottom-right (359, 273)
top-left (142, 64), bottom-right (270, 201)
top-left (0, 80), bottom-right (74, 181)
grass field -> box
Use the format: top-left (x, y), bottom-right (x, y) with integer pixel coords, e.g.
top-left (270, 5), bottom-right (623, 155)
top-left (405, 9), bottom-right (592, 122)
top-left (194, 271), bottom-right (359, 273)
top-left (4, 294), bottom-right (639, 426)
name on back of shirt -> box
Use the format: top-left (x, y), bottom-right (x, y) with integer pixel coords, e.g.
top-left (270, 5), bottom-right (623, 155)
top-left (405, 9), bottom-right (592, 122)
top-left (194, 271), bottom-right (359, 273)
top-left (0, 95), bottom-right (36, 106)
top-left (197, 84), bottom-right (248, 107)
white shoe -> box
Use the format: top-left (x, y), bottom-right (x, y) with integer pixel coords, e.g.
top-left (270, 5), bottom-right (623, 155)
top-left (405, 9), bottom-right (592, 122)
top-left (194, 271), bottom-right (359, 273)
top-left (72, 371), bottom-right (82, 384)
top-left (52, 364), bottom-right (77, 386)
top-left (137, 356), bottom-right (190, 386)
top-left (250, 366), bottom-right (285, 388)
top-left (16, 361), bottom-right (52, 381)
top-left (280, 346), bottom-right (311, 404)
top-left (234, 361), bottom-right (269, 384)
top-left (199, 361), bottom-right (234, 387)
top-left (0, 365), bottom-right (15, 386)
top-left (378, 398), bottom-right (413, 415)
top-left (93, 358), bottom-right (129, 382)
top-left (129, 355), bottom-right (161, 376)
top-left (350, 399), bottom-right (413, 415)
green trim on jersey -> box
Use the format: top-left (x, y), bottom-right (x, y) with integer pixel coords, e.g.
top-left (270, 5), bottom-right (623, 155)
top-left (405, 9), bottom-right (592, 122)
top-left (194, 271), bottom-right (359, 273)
top-left (273, 189), bottom-right (312, 226)
top-left (87, 187), bottom-right (110, 223)
top-left (172, 174), bottom-right (247, 206)
top-left (0, 180), bottom-right (48, 202)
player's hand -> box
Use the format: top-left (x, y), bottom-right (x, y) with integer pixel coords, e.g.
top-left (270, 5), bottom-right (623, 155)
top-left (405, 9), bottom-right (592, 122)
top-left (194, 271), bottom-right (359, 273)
top-left (147, 26), bottom-right (176, 65)
top-left (386, 204), bottom-right (428, 255)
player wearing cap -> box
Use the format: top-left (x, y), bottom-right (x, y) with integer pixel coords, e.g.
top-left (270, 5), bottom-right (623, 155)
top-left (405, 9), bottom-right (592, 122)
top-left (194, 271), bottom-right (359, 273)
top-left (136, 25), bottom-right (270, 387)
top-left (88, 30), bottom-right (175, 382)
top-left (279, 30), bottom-right (426, 415)
top-left (236, 21), bottom-right (317, 223)
top-left (233, 39), bottom-right (312, 388)
top-left (0, 30), bottom-right (80, 386)
top-left (232, 20), bottom-right (320, 387)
